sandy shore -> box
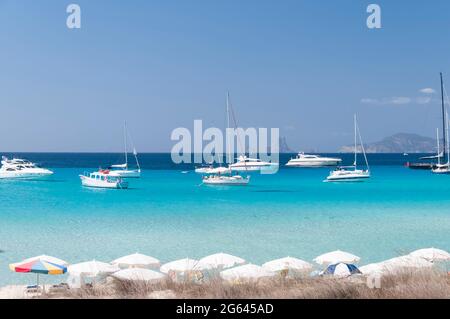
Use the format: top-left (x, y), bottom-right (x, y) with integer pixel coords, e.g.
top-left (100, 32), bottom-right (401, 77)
top-left (0, 285), bottom-right (27, 299)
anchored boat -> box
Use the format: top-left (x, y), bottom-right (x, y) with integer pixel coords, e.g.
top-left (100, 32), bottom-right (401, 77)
top-left (326, 114), bottom-right (370, 182)
top-left (80, 170), bottom-right (128, 189)
top-left (0, 156), bottom-right (53, 180)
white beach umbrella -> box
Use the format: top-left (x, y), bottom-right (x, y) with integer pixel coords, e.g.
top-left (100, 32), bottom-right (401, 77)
top-left (195, 253), bottom-right (246, 270)
top-left (409, 248), bottom-right (450, 262)
top-left (313, 250), bottom-right (360, 266)
top-left (262, 257), bottom-right (313, 273)
top-left (381, 255), bottom-right (433, 273)
top-left (111, 253), bottom-right (160, 269)
top-left (68, 260), bottom-right (120, 277)
top-left (220, 264), bottom-right (276, 282)
top-left (160, 258), bottom-right (198, 274)
top-left (111, 268), bottom-right (166, 282)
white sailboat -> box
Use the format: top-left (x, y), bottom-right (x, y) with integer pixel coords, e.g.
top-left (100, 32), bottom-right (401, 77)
top-left (326, 114), bottom-right (370, 182)
top-left (201, 93), bottom-right (250, 185)
top-left (109, 122), bottom-right (141, 178)
top-left (202, 166), bottom-right (250, 185)
top-left (432, 73), bottom-right (450, 174)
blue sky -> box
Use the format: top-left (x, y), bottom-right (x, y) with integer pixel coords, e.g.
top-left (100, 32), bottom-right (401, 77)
top-left (0, 0), bottom-right (449, 152)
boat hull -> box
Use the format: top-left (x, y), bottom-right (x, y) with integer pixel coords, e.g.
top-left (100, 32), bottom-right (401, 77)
top-left (326, 170), bottom-right (370, 182)
top-left (80, 176), bottom-right (129, 189)
top-left (229, 164), bottom-right (278, 172)
top-left (203, 176), bottom-right (250, 186)
top-left (110, 169), bottom-right (141, 178)
top-left (0, 170), bottom-right (53, 180)
top-left (286, 160), bottom-right (341, 167)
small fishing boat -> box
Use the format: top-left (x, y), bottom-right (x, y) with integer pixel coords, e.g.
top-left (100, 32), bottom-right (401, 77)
top-left (326, 115), bottom-right (370, 182)
top-left (0, 156), bottom-right (53, 179)
top-left (80, 170), bottom-right (128, 189)
top-left (108, 122), bottom-right (141, 178)
top-left (286, 153), bottom-right (342, 167)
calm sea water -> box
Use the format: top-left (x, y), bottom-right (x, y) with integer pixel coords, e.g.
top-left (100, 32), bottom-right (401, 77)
top-left (1, 153), bottom-right (449, 286)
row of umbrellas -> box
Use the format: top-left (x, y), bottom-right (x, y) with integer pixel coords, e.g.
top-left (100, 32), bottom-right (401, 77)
top-left (9, 248), bottom-right (450, 285)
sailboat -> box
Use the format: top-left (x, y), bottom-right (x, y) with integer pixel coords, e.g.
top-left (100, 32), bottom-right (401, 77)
top-left (326, 114), bottom-right (370, 182)
top-left (406, 129), bottom-right (441, 169)
top-left (109, 122), bottom-right (141, 178)
top-left (202, 93), bottom-right (250, 186)
top-left (432, 73), bottom-right (450, 174)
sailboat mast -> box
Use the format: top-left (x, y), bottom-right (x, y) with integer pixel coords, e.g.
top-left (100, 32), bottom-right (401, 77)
top-left (226, 92), bottom-right (230, 163)
top-left (436, 128), bottom-right (441, 165)
top-left (124, 121), bottom-right (128, 167)
top-left (446, 111), bottom-right (449, 165)
top-left (354, 114), bottom-right (357, 167)
top-left (441, 73), bottom-right (446, 162)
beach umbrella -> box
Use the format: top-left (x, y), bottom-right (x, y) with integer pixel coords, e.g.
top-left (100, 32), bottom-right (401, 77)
top-left (68, 260), bottom-right (119, 277)
top-left (409, 248), bottom-right (450, 262)
top-left (9, 255), bottom-right (68, 288)
top-left (220, 264), bottom-right (276, 282)
top-left (322, 263), bottom-right (361, 278)
top-left (111, 253), bottom-right (160, 269)
top-left (381, 255), bottom-right (433, 273)
top-left (160, 258), bottom-right (198, 274)
top-left (195, 253), bottom-right (246, 270)
top-left (262, 257), bottom-right (313, 274)
top-left (111, 268), bottom-right (166, 282)
top-left (313, 250), bottom-right (360, 266)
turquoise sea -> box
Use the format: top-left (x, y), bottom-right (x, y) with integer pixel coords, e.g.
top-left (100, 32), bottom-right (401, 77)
top-left (1, 153), bottom-right (449, 286)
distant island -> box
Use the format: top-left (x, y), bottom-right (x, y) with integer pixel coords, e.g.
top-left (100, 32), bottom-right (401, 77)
top-left (339, 133), bottom-right (437, 153)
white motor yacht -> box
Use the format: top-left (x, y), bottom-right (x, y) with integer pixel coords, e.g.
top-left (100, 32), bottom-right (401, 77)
top-left (326, 115), bottom-right (371, 182)
top-left (286, 153), bottom-right (342, 167)
top-left (229, 156), bottom-right (278, 172)
top-left (195, 164), bottom-right (216, 174)
top-left (0, 156), bottom-right (53, 179)
top-left (80, 170), bottom-right (128, 189)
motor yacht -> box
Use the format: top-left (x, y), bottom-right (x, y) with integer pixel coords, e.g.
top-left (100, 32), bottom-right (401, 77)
top-left (0, 156), bottom-right (53, 179)
top-left (286, 153), bottom-right (342, 167)
top-left (229, 156), bottom-right (278, 172)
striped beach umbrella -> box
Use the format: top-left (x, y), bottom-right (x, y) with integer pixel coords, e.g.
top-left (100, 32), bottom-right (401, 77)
top-left (9, 255), bottom-right (68, 274)
top-left (9, 255), bottom-right (68, 289)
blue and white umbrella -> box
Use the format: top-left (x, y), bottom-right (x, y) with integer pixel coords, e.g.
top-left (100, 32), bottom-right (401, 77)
top-left (323, 263), bottom-right (361, 278)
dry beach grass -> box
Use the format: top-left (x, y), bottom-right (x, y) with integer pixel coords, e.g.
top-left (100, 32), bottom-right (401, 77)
top-left (48, 269), bottom-right (450, 299)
